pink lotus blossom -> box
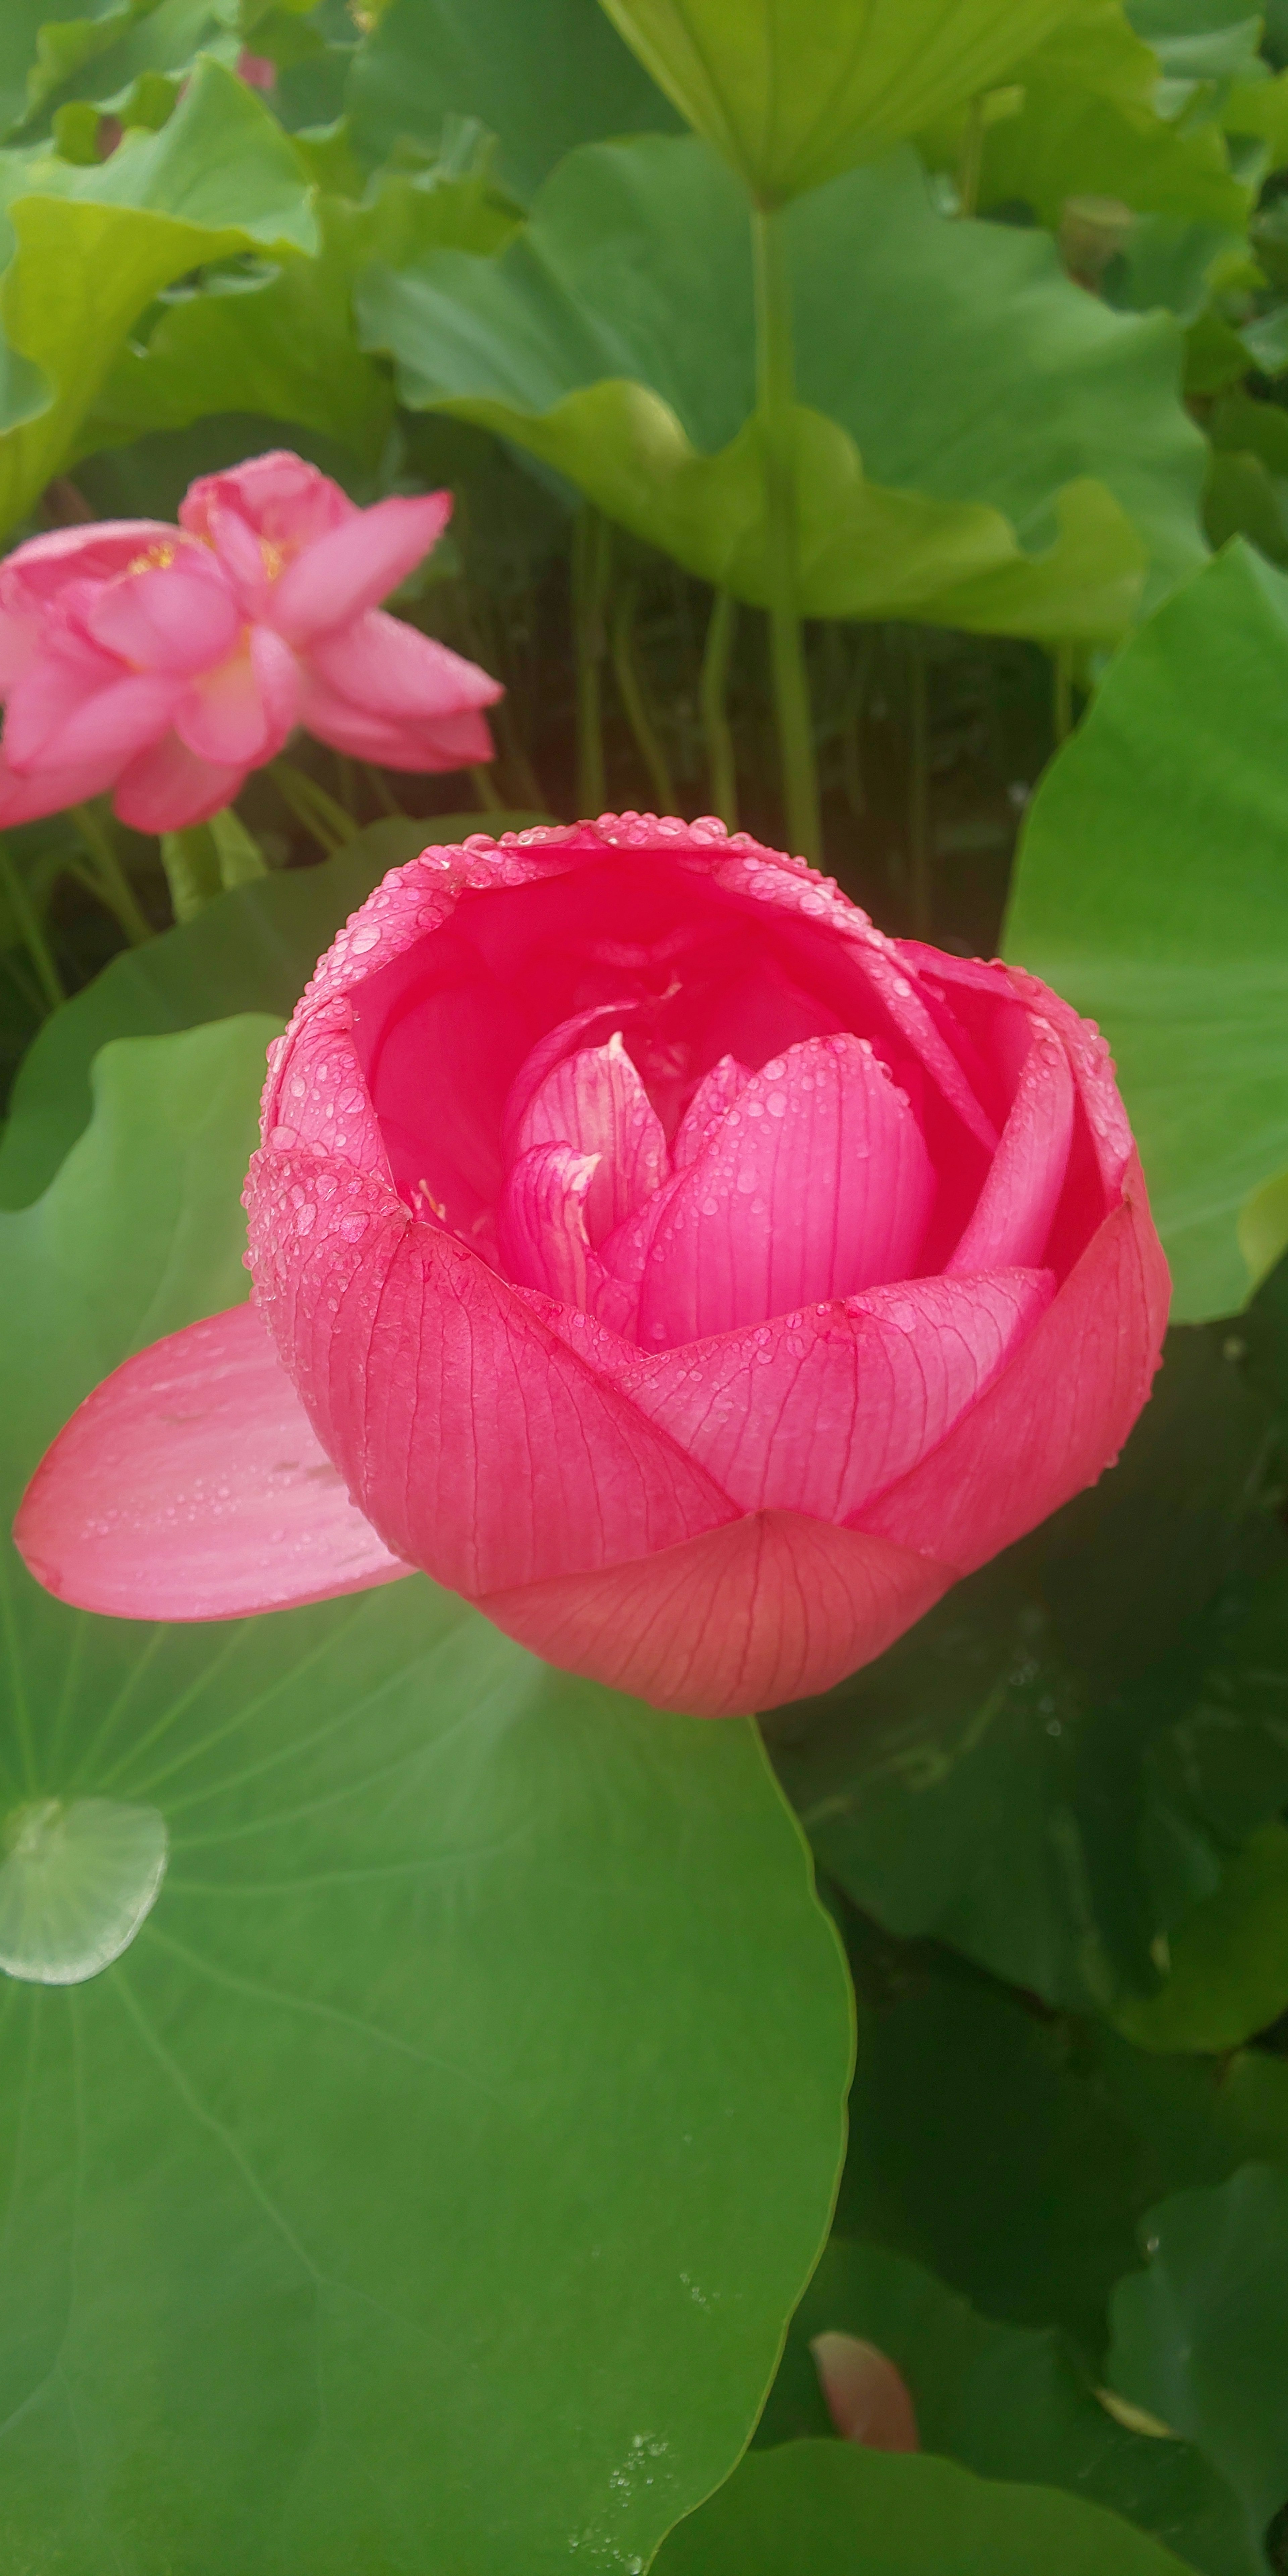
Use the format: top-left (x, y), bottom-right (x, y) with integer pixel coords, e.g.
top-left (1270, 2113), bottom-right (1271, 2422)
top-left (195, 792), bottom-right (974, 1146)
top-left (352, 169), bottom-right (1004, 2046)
top-left (16, 815), bottom-right (1169, 1717)
top-left (0, 450), bottom-right (501, 833)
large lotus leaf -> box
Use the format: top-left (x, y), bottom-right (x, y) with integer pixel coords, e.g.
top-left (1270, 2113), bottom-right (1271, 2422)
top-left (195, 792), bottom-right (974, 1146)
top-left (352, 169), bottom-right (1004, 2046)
top-left (0, 813), bottom-right (544, 1209)
top-left (593, 0), bottom-right (1083, 205)
top-left (0, 1015), bottom-right (853, 2573)
top-left (653, 2440), bottom-right (1193, 2574)
top-left (0, 0), bottom-right (161, 139)
top-left (954, 0), bottom-right (1250, 230)
top-left (0, 57), bottom-right (317, 537)
top-left (1109, 2165), bottom-right (1288, 2551)
top-left (357, 135), bottom-right (1205, 641)
top-left (1005, 540), bottom-right (1288, 1322)
top-left (771, 1316), bottom-right (1288, 2016)
top-left (756, 2239), bottom-right (1257, 2576)
top-left (347, 0), bottom-right (681, 201)
top-left (1114, 1823), bottom-right (1288, 2052)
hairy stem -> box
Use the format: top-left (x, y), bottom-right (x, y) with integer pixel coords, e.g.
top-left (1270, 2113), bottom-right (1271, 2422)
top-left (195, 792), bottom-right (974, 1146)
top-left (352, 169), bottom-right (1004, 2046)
top-left (751, 204), bottom-right (820, 862)
top-left (0, 837), bottom-right (64, 1011)
top-left (573, 506), bottom-right (611, 817)
top-left (612, 578), bottom-right (678, 815)
top-left (700, 589), bottom-right (739, 830)
top-left (71, 803), bottom-right (152, 946)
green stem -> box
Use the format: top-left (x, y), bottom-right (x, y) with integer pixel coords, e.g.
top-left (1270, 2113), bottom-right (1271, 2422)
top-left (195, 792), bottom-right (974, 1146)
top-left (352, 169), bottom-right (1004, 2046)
top-left (362, 761), bottom-right (403, 817)
top-left (469, 764), bottom-right (505, 813)
top-left (572, 505), bottom-right (611, 818)
top-left (71, 803), bottom-right (152, 946)
top-left (0, 837), bottom-right (63, 1011)
top-left (1053, 643), bottom-right (1075, 745)
top-left (700, 588), bottom-right (739, 830)
top-left (611, 578), bottom-right (677, 815)
top-left (907, 631), bottom-right (931, 938)
top-left (957, 95), bottom-right (985, 219)
top-left (268, 758), bottom-right (350, 855)
top-left (751, 203), bottom-right (820, 863)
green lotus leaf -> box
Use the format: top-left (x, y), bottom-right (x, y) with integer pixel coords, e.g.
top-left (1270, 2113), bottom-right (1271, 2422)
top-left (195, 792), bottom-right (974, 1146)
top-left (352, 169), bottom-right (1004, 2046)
top-left (1005, 539), bottom-right (1288, 1321)
top-left (773, 1312), bottom-right (1288, 2016)
top-left (1114, 1823), bottom-right (1288, 2053)
top-left (756, 2238), bottom-right (1257, 2575)
top-left (0, 1014), bottom-right (853, 2572)
top-left (0, 56), bottom-right (318, 537)
top-left (653, 2440), bottom-right (1194, 2573)
top-left (347, 0), bottom-right (681, 201)
top-left (357, 133), bottom-right (1205, 640)
top-left (1109, 2164), bottom-right (1288, 2552)
top-left (594, 0), bottom-right (1086, 205)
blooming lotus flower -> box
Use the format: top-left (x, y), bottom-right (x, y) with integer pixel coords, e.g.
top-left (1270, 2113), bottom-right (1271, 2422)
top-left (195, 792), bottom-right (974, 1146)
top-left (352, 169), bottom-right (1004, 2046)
top-left (0, 451), bottom-right (501, 833)
top-left (16, 815), bottom-right (1169, 1717)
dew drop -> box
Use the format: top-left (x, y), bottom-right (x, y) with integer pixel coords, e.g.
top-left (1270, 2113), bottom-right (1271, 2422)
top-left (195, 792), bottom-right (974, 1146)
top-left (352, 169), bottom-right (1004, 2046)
top-left (0, 1797), bottom-right (168, 1986)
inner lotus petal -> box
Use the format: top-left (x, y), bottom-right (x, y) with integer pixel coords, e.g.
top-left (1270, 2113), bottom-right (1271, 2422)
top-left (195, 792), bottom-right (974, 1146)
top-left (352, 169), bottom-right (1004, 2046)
top-left (498, 1143), bottom-right (598, 1305)
top-left (515, 1032), bottom-right (667, 1245)
top-left (635, 1032), bottom-right (937, 1347)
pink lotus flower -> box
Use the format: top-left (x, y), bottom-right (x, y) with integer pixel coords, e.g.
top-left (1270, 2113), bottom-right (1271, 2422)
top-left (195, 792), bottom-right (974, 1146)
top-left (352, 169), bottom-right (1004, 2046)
top-left (16, 815), bottom-right (1169, 1717)
top-left (0, 451), bottom-right (501, 833)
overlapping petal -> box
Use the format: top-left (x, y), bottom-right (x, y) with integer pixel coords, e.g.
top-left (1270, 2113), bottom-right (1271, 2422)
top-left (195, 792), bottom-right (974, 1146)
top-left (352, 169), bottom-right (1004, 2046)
top-left (271, 494), bottom-right (454, 644)
top-left (14, 1302), bottom-right (412, 1620)
top-left (634, 1032), bottom-right (936, 1346)
top-left (245, 1149), bottom-right (737, 1596)
top-left (515, 1031), bottom-right (667, 1242)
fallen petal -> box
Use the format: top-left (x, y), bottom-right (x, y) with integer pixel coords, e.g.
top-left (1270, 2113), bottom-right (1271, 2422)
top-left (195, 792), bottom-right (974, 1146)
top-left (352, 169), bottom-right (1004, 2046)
top-left (812, 2335), bottom-right (919, 2452)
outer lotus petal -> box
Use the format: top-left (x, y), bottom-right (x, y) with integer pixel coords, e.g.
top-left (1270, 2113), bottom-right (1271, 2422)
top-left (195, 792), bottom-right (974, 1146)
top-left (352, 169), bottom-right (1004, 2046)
top-left (555, 1268), bottom-right (1054, 1519)
top-left (271, 494), bottom-right (454, 643)
top-left (297, 669), bottom-right (495, 769)
top-left (84, 564), bottom-right (241, 675)
top-left (497, 1143), bottom-right (597, 1303)
top-left (13, 1303), bottom-right (411, 1621)
top-left (637, 1032), bottom-right (936, 1346)
top-left (0, 520), bottom-right (186, 614)
top-left (2, 639), bottom-right (127, 768)
top-left (112, 732), bottom-right (247, 831)
top-left (673, 1054), bottom-right (750, 1165)
top-left (858, 1164), bottom-right (1170, 1571)
top-left (478, 1509), bottom-right (954, 1717)
top-left (947, 1014), bottom-right (1075, 1274)
top-left (0, 749), bottom-right (119, 823)
top-left (516, 1031), bottom-right (667, 1242)
top-left (7, 666), bottom-right (179, 776)
top-left (305, 609), bottom-right (501, 719)
top-left (180, 453), bottom-right (354, 552)
top-left (244, 1148), bottom-right (737, 1595)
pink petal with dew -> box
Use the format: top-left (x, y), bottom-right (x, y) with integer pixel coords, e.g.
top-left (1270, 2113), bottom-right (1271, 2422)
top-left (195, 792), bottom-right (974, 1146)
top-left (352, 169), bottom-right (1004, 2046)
top-left (13, 1302), bottom-right (412, 1621)
top-left (479, 1508), bottom-right (954, 1717)
top-left (673, 1055), bottom-right (750, 1165)
top-left (554, 1267), bottom-right (1054, 1519)
top-left (271, 492), bottom-right (454, 643)
top-left (947, 1014), bottom-right (1075, 1274)
top-left (306, 609), bottom-right (501, 718)
top-left (296, 670), bottom-right (495, 769)
top-left (180, 451), bottom-right (353, 553)
top-left (112, 732), bottom-right (247, 831)
top-left (0, 749), bottom-right (122, 825)
top-left (515, 1031), bottom-right (667, 1242)
top-left (7, 665), bottom-right (180, 776)
top-left (858, 1167), bottom-right (1170, 1572)
top-left (497, 1143), bottom-right (597, 1304)
top-left (84, 562), bottom-right (241, 675)
top-left (812, 2337), bottom-right (919, 2452)
top-left (636, 1032), bottom-right (936, 1347)
top-left (500, 1000), bottom-right (639, 1159)
top-left (245, 1148), bottom-right (737, 1596)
